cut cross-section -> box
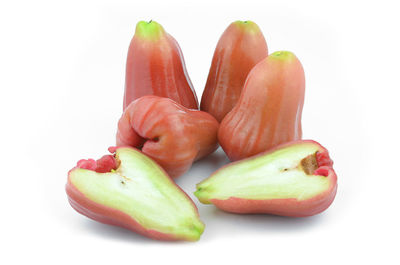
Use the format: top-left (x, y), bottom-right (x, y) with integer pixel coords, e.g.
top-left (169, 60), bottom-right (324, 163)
top-left (195, 140), bottom-right (337, 217)
top-left (66, 147), bottom-right (204, 241)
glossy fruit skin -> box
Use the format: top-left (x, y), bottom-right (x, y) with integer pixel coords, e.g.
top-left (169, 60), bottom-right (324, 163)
top-left (199, 140), bottom-right (337, 217)
top-left (117, 96), bottom-right (219, 178)
top-left (123, 21), bottom-right (198, 111)
top-left (200, 21), bottom-right (268, 122)
top-left (65, 147), bottom-right (202, 241)
top-left (218, 51), bottom-right (305, 161)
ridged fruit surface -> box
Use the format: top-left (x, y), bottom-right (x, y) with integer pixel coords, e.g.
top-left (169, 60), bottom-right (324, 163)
top-left (123, 20), bottom-right (198, 110)
top-left (117, 96), bottom-right (219, 178)
top-left (201, 20), bottom-right (268, 122)
top-left (218, 51), bottom-right (305, 161)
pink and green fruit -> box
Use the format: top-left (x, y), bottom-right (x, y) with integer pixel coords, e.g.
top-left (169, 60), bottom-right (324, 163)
top-left (195, 140), bottom-right (337, 217)
top-left (66, 147), bottom-right (204, 241)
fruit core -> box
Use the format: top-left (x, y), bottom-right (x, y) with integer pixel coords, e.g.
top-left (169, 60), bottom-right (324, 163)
top-left (300, 152), bottom-right (318, 175)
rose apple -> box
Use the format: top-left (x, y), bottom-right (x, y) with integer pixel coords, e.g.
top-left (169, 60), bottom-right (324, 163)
top-left (123, 20), bottom-right (198, 110)
top-left (117, 95), bottom-right (219, 178)
top-left (218, 51), bottom-right (305, 161)
top-left (201, 20), bottom-right (268, 122)
top-left (66, 147), bottom-right (205, 241)
top-left (195, 140), bottom-right (337, 217)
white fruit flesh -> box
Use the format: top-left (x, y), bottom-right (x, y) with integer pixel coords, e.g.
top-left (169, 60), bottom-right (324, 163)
top-left (195, 142), bottom-right (330, 203)
top-left (69, 147), bottom-right (203, 240)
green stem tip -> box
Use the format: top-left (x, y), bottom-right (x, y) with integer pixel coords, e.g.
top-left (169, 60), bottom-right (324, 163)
top-left (135, 20), bottom-right (165, 41)
top-left (269, 51), bottom-right (296, 61)
top-left (232, 20), bottom-right (261, 34)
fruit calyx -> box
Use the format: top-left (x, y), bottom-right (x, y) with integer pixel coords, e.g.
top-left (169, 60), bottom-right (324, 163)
top-left (300, 148), bottom-right (334, 176)
top-left (75, 147), bottom-right (120, 173)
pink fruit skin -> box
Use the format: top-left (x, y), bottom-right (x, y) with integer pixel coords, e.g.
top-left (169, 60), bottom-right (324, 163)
top-left (117, 96), bottom-right (219, 178)
top-left (200, 21), bottom-right (268, 122)
top-left (123, 25), bottom-right (198, 110)
top-left (206, 140), bottom-right (337, 217)
top-left (218, 52), bottom-right (305, 161)
top-left (65, 147), bottom-right (202, 241)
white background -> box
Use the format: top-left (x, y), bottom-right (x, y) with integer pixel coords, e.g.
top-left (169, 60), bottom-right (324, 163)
top-left (1, 0), bottom-right (399, 264)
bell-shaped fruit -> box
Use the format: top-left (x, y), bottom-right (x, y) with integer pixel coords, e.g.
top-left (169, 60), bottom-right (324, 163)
top-left (123, 20), bottom-right (198, 110)
top-left (195, 140), bottom-right (337, 217)
top-left (117, 95), bottom-right (219, 178)
top-left (66, 147), bottom-right (205, 241)
top-left (200, 20), bottom-right (268, 122)
top-left (218, 51), bottom-right (305, 161)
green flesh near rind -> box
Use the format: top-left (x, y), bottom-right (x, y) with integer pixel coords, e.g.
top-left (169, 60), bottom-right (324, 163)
top-left (195, 143), bottom-right (330, 204)
top-left (70, 148), bottom-right (204, 241)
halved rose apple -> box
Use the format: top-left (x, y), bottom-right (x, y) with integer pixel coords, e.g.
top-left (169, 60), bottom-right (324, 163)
top-left (194, 140), bottom-right (337, 217)
top-left (66, 147), bottom-right (204, 241)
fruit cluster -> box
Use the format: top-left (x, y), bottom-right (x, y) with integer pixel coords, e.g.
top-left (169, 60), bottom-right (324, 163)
top-left (66, 20), bottom-right (338, 241)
